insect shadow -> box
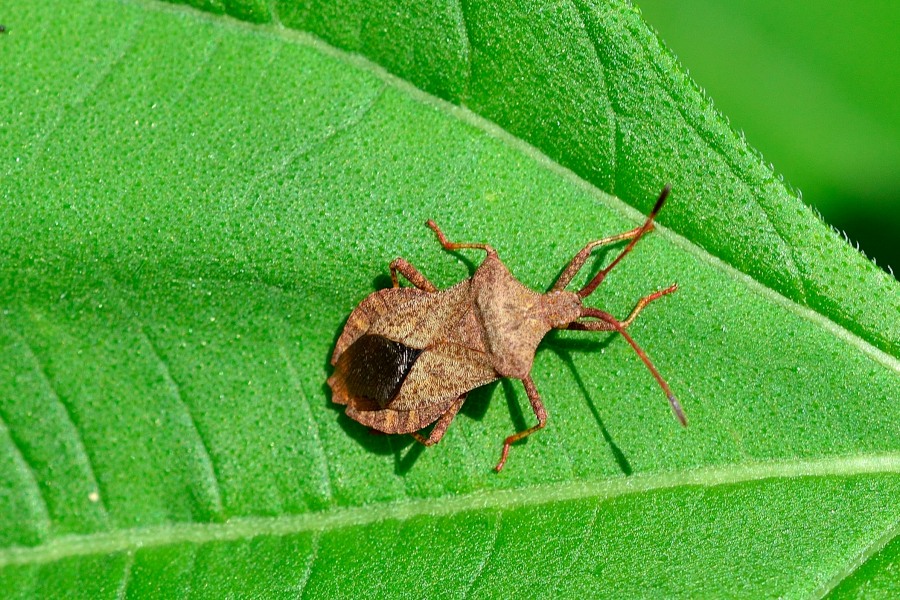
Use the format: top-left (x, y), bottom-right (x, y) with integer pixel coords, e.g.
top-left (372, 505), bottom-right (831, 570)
top-left (438, 235), bottom-right (637, 466)
top-left (539, 239), bottom-right (637, 476)
top-left (540, 331), bottom-right (634, 476)
top-left (389, 336), bottom-right (634, 477)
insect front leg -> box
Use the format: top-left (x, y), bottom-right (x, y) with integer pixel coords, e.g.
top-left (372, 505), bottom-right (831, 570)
top-left (390, 258), bottom-right (438, 292)
top-left (495, 376), bottom-right (547, 472)
top-left (565, 284), bottom-right (678, 332)
top-left (410, 395), bottom-right (466, 446)
top-left (425, 220), bottom-right (496, 256)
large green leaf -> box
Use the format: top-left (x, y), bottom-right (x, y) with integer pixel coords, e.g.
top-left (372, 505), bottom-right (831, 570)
top-left (637, 0), bottom-right (900, 277)
top-left (266, 0), bottom-right (900, 356)
top-left (1, 0), bottom-right (898, 598)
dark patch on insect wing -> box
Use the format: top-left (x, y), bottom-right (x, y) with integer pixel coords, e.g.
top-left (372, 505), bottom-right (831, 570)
top-left (0, 25), bottom-right (6, 33)
top-left (338, 334), bottom-right (423, 408)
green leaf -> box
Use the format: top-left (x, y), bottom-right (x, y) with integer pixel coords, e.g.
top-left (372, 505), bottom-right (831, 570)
top-left (0, 0), bottom-right (897, 598)
top-left (637, 0), bottom-right (900, 271)
top-left (269, 0), bottom-right (900, 357)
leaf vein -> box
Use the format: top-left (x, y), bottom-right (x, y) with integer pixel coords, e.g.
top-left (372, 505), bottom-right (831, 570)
top-left (569, 0), bottom-right (618, 194)
top-left (14, 328), bottom-right (110, 522)
top-left (455, 0), bottom-right (473, 103)
top-left (11, 8), bottom-right (144, 181)
top-left (0, 453), bottom-right (898, 569)
top-left (245, 82), bottom-right (388, 213)
top-left (461, 511), bottom-right (502, 600)
top-left (0, 411), bottom-right (51, 539)
top-left (296, 530), bottom-right (321, 599)
top-left (138, 324), bottom-right (225, 519)
top-left (810, 515), bottom-right (900, 599)
top-left (115, 551), bottom-right (135, 600)
top-left (550, 500), bottom-right (601, 596)
top-left (266, 0), bottom-right (281, 27)
top-left (279, 344), bottom-right (334, 505)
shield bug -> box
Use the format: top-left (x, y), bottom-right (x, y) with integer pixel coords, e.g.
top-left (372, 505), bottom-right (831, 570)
top-left (328, 186), bottom-right (685, 471)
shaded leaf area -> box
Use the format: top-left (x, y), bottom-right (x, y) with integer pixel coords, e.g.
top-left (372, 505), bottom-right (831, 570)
top-left (0, 0), bottom-right (898, 597)
top-left (829, 529), bottom-right (900, 599)
top-left (165, 0), bottom-right (898, 355)
top-left (2, 473), bottom-right (899, 598)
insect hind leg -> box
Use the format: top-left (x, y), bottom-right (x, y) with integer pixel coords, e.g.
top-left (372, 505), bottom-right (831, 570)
top-left (390, 257), bottom-right (437, 292)
top-left (410, 395), bottom-right (466, 446)
top-left (495, 376), bottom-right (547, 472)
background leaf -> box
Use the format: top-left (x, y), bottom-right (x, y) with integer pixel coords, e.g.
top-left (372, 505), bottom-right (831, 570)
top-left (0, 0), bottom-right (898, 598)
top-left (638, 0), bottom-right (900, 273)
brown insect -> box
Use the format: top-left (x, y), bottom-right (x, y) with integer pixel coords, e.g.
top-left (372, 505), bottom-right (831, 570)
top-left (328, 186), bottom-right (685, 471)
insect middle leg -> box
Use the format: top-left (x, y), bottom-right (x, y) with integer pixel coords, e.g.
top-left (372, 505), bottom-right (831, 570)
top-left (495, 375), bottom-right (547, 472)
top-left (390, 258), bottom-right (437, 292)
top-left (410, 395), bottom-right (466, 446)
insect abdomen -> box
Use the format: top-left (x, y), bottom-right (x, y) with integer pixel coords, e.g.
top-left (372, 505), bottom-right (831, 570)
top-left (337, 334), bottom-right (423, 407)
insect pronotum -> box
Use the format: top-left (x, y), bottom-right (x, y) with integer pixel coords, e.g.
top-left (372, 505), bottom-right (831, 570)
top-left (329, 186), bottom-right (685, 471)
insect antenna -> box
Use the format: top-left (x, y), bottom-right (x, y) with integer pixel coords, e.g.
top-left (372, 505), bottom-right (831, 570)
top-left (578, 184), bottom-right (670, 299)
top-left (579, 307), bottom-right (687, 426)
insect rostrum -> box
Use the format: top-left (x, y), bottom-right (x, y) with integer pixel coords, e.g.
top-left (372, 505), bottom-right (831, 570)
top-left (329, 186), bottom-right (685, 471)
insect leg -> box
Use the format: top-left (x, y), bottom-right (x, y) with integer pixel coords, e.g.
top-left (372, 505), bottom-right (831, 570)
top-left (576, 185), bottom-right (670, 299)
top-left (409, 395), bottom-right (466, 446)
top-left (390, 257), bottom-right (438, 292)
top-left (620, 284), bottom-right (677, 327)
top-left (426, 220), bottom-right (496, 257)
top-left (550, 225), bottom-right (647, 292)
top-left (495, 376), bottom-right (547, 472)
top-left (565, 284), bottom-right (677, 332)
top-left (577, 308), bottom-right (686, 426)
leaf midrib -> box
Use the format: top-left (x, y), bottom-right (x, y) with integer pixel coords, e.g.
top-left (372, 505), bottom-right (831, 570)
top-left (3, 452), bottom-right (898, 569)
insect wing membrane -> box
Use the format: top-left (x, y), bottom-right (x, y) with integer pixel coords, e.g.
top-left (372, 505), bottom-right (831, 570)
top-left (338, 334), bottom-right (423, 408)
